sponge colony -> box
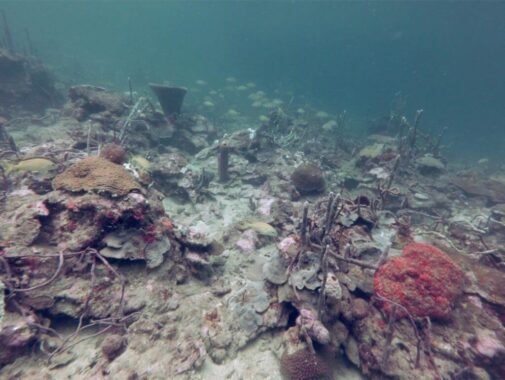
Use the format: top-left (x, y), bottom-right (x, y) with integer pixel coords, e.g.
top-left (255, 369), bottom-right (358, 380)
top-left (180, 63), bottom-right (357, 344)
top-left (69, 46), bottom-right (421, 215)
top-left (291, 163), bottom-right (325, 195)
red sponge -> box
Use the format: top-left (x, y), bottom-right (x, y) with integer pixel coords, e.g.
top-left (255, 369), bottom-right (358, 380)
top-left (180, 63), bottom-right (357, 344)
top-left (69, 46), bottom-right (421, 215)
top-left (374, 243), bottom-right (464, 320)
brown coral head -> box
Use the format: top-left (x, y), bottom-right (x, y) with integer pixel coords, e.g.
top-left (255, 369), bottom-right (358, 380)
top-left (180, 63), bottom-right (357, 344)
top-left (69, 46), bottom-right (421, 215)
top-left (52, 156), bottom-right (141, 196)
top-left (280, 349), bottom-right (332, 380)
top-left (100, 143), bottom-right (127, 164)
top-left (291, 163), bottom-right (326, 195)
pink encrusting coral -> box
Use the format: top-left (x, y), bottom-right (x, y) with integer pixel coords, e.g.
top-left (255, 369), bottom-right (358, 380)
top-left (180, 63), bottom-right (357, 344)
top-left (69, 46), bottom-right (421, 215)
top-left (374, 242), bottom-right (465, 320)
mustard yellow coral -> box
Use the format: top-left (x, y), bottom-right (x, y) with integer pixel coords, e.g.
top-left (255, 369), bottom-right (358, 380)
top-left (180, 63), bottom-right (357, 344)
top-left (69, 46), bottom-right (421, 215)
top-left (52, 156), bottom-right (141, 196)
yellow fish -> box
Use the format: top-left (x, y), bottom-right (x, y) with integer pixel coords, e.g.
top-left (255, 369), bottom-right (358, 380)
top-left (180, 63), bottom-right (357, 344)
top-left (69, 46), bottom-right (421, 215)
top-left (2, 158), bottom-right (55, 175)
top-left (238, 220), bottom-right (278, 237)
top-left (130, 155), bottom-right (151, 171)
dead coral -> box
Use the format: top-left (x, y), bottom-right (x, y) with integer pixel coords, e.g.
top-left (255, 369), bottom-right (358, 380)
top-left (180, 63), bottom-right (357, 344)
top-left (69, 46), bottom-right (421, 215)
top-left (52, 157), bottom-right (141, 196)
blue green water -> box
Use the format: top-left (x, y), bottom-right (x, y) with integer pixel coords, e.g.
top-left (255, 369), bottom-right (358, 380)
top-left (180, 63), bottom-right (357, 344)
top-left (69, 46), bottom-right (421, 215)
top-left (2, 1), bottom-right (504, 161)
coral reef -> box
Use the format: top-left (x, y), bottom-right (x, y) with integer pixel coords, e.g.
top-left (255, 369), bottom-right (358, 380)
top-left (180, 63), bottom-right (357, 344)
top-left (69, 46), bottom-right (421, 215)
top-left (1, 54), bottom-right (505, 380)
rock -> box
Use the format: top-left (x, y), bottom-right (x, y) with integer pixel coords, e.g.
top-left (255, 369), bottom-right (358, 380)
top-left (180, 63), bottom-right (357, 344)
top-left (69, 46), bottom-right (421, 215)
top-left (235, 229), bottom-right (258, 254)
top-left (325, 274), bottom-right (343, 303)
top-left (0, 48), bottom-right (62, 114)
top-left (0, 319), bottom-right (37, 365)
top-left (100, 229), bottom-right (171, 268)
top-left (296, 309), bottom-right (330, 345)
top-left (291, 163), bottom-right (326, 195)
top-left (344, 336), bottom-right (361, 367)
top-left (123, 290), bottom-right (147, 314)
top-left (278, 236), bottom-right (299, 257)
top-left (263, 251), bottom-right (289, 285)
top-left (48, 350), bottom-right (77, 369)
top-left (173, 128), bottom-right (210, 154)
top-left (237, 281), bottom-right (270, 313)
top-left (491, 203), bottom-right (505, 220)
top-left (374, 243), bottom-right (465, 319)
top-left (257, 197), bottom-right (276, 216)
top-left (185, 252), bottom-right (213, 279)
top-left (416, 154), bottom-right (445, 175)
top-left (234, 305), bottom-right (262, 337)
top-left (330, 320), bottom-right (349, 345)
top-left (186, 221), bottom-right (214, 248)
top-left (0, 195), bottom-right (43, 248)
top-left (241, 171), bottom-right (267, 186)
top-left (452, 174), bottom-right (505, 204)
top-left (66, 85), bottom-right (126, 121)
top-left (351, 298), bottom-right (369, 319)
top-left (101, 334), bottom-right (128, 361)
top-left (151, 152), bottom-right (187, 179)
top-left (289, 262), bottom-right (321, 291)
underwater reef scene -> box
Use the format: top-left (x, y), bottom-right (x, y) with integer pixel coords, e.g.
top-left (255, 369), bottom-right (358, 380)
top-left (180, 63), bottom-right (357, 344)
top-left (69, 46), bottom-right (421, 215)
top-left (1, 2), bottom-right (505, 380)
